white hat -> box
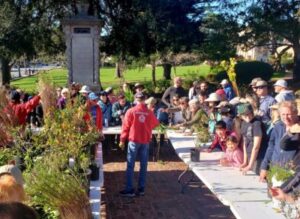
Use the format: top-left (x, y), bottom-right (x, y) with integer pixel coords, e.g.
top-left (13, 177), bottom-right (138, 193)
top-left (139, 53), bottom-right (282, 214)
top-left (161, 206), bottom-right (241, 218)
top-left (0, 164), bottom-right (24, 186)
top-left (216, 101), bottom-right (229, 108)
top-left (79, 85), bottom-right (91, 94)
top-left (273, 79), bottom-right (287, 88)
top-left (229, 97), bottom-right (241, 105)
top-left (220, 79), bottom-right (229, 85)
top-left (205, 93), bottom-right (221, 102)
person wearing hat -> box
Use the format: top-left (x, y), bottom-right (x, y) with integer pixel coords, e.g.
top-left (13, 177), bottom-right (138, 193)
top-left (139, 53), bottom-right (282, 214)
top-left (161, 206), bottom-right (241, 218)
top-left (98, 91), bottom-right (112, 127)
top-left (216, 89), bottom-right (227, 101)
top-left (79, 85), bottom-right (91, 97)
top-left (105, 87), bottom-right (117, 104)
top-left (83, 92), bottom-right (103, 131)
top-left (205, 93), bottom-right (222, 134)
top-left (7, 90), bottom-right (41, 126)
top-left (161, 77), bottom-right (187, 108)
top-left (119, 92), bottom-right (159, 197)
top-left (254, 80), bottom-right (276, 127)
top-left (220, 79), bottom-right (235, 101)
top-left (259, 101), bottom-right (299, 182)
top-left (0, 164), bottom-right (25, 202)
top-left (273, 79), bottom-right (295, 103)
top-left (238, 103), bottom-right (268, 175)
top-left (112, 93), bottom-right (132, 125)
top-left (134, 83), bottom-right (144, 94)
top-left (249, 77), bottom-right (262, 92)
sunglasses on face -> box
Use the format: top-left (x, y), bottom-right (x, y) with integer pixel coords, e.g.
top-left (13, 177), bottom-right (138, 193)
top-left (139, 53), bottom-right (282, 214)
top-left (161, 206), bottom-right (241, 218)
top-left (173, 99), bottom-right (179, 101)
top-left (255, 86), bottom-right (266, 89)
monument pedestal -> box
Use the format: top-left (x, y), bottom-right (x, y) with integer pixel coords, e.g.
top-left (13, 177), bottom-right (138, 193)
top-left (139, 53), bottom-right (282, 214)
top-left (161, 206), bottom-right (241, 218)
top-left (63, 16), bottom-right (101, 91)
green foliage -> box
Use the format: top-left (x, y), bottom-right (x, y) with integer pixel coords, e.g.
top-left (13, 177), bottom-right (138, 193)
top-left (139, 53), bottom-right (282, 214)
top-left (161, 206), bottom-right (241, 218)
top-left (0, 148), bottom-right (14, 166)
top-left (267, 164), bottom-right (294, 184)
top-left (124, 89), bottom-right (134, 103)
top-left (24, 154), bottom-right (90, 219)
top-left (195, 126), bottom-right (211, 146)
top-left (235, 61), bottom-right (274, 85)
top-left (155, 124), bottom-right (167, 134)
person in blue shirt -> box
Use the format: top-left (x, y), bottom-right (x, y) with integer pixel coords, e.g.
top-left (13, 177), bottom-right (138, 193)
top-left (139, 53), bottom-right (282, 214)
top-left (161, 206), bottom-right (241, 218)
top-left (98, 91), bottom-right (112, 126)
top-left (259, 101), bottom-right (299, 182)
top-left (111, 93), bottom-right (132, 125)
top-left (220, 79), bottom-right (235, 101)
top-left (254, 80), bottom-right (276, 127)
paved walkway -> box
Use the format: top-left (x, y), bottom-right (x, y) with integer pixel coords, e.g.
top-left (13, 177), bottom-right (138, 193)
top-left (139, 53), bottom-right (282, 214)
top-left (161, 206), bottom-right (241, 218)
top-left (100, 142), bottom-right (235, 219)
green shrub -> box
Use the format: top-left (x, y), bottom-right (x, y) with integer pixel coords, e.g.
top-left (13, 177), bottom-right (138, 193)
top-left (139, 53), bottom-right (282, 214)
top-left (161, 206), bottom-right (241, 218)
top-left (235, 61), bottom-right (274, 85)
top-left (208, 61), bottom-right (274, 86)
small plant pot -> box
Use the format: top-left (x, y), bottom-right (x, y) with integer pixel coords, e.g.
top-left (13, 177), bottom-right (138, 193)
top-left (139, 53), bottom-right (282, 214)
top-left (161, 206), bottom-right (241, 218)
top-left (89, 164), bottom-right (99, 181)
top-left (190, 148), bottom-right (200, 162)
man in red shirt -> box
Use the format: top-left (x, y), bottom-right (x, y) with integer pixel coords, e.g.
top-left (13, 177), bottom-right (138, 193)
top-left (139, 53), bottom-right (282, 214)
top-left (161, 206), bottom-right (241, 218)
top-left (8, 90), bottom-right (41, 126)
top-left (119, 92), bottom-right (159, 197)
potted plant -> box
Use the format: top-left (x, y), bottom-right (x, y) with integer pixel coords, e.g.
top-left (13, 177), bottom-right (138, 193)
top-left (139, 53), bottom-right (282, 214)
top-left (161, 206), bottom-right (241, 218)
top-left (191, 126), bottom-right (211, 162)
top-left (25, 151), bottom-right (92, 219)
top-left (267, 164), bottom-right (295, 210)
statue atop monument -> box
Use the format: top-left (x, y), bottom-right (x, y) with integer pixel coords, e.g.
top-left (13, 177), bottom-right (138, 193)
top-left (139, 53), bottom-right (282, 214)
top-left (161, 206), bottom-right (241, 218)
top-left (71, 0), bottom-right (96, 16)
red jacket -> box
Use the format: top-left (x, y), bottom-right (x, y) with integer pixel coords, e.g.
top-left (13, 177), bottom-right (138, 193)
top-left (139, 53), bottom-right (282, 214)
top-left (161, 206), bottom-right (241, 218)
top-left (209, 130), bottom-right (232, 152)
top-left (8, 96), bottom-right (41, 125)
top-left (120, 103), bottom-right (159, 144)
top-left (83, 101), bottom-right (103, 131)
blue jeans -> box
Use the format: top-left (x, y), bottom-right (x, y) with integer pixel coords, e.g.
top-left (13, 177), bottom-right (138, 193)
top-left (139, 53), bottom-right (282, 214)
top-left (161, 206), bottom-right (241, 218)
top-left (125, 141), bottom-right (149, 191)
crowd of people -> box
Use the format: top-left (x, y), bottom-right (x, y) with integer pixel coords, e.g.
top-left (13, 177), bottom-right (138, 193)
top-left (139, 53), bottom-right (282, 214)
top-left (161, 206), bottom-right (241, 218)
top-left (3, 75), bottom-right (300, 214)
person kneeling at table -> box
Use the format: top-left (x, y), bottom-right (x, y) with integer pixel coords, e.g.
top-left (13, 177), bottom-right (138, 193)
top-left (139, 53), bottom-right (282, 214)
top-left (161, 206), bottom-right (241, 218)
top-left (176, 99), bottom-right (208, 135)
top-left (220, 135), bottom-right (243, 167)
top-left (204, 120), bottom-right (232, 152)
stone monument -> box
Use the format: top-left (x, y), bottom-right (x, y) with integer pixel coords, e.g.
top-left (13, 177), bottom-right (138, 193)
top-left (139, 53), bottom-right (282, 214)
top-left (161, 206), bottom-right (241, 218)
top-left (62, 2), bottom-right (101, 90)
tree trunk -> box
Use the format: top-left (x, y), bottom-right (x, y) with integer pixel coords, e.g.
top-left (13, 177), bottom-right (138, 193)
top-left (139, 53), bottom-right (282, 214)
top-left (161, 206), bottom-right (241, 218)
top-left (163, 63), bottom-right (172, 80)
top-left (151, 61), bottom-right (156, 87)
top-left (293, 44), bottom-right (300, 81)
top-left (0, 57), bottom-right (11, 85)
top-left (115, 62), bottom-right (121, 78)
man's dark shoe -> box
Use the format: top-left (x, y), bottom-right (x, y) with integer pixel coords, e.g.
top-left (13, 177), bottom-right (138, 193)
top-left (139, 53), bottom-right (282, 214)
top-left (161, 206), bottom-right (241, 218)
top-left (136, 188), bottom-right (145, 196)
top-left (119, 189), bottom-right (135, 197)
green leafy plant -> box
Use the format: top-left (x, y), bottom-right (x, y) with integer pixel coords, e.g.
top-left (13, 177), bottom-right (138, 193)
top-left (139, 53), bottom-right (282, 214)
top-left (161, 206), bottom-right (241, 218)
top-left (124, 89), bottom-right (134, 102)
top-left (195, 126), bottom-right (211, 147)
top-left (25, 154), bottom-right (92, 219)
top-left (267, 164), bottom-right (295, 184)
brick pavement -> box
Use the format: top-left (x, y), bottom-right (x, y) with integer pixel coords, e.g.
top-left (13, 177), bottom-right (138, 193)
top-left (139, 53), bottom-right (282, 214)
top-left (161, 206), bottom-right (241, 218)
top-left (100, 142), bottom-right (236, 219)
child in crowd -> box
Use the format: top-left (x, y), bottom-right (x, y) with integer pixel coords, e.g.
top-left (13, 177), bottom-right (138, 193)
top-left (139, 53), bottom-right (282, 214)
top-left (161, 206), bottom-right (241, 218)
top-left (204, 121), bottom-right (231, 152)
top-left (220, 135), bottom-right (243, 167)
top-left (205, 93), bottom-right (222, 134)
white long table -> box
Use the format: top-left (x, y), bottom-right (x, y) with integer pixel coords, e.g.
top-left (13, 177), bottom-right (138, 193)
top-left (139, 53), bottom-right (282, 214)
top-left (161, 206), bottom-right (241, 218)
top-left (167, 130), bottom-right (286, 219)
top-left (89, 143), bottom-right (104, 219)
top-left (103, 126), bottom-right (159, 135)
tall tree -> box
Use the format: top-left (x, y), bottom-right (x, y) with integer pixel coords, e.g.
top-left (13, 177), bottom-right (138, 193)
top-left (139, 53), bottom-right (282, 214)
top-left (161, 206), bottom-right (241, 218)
top-left (0, 1), bottom-right (69, 85)
top-left (100, 0), bottom-right (206, 81)
top-left (235, 0), bottom-right (300, 80)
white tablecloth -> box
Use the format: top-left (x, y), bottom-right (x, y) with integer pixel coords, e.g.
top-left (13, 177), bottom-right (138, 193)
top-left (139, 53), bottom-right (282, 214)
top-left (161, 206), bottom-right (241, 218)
top-left (89, 143), bottom-right (104, 219)
top-left (167, 130), bottom-right (286, 219)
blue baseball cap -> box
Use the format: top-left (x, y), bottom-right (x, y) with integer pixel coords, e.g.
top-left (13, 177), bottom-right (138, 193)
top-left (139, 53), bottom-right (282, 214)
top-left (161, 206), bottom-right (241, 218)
top-left (88, 92), bottom-right (98, 101)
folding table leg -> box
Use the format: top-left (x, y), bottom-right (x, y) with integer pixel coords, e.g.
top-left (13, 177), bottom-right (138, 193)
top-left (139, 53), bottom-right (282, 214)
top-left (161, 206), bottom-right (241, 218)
top-left (177, 167), bottom-right (199, 194)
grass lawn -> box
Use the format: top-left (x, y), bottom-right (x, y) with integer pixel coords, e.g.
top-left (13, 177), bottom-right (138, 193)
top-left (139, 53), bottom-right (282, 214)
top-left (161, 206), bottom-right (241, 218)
top-left (11, 64), bottom-right (211, 92)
